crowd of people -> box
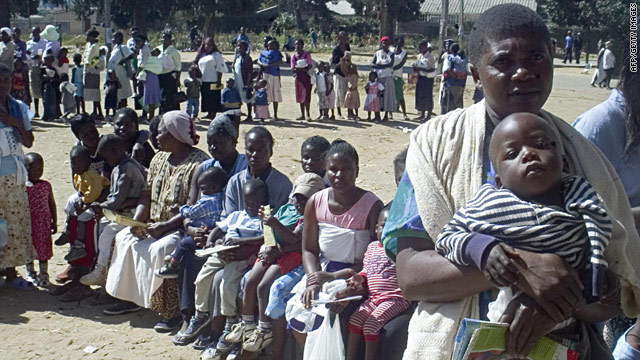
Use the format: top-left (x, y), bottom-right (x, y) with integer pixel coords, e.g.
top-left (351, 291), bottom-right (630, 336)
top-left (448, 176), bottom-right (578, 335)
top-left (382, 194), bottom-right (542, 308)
top-left (1, 3), bottom-right (640, 360)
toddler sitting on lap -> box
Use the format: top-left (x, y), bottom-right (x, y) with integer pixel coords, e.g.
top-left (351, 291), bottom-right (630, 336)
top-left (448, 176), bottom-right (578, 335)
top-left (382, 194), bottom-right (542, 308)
top-left (156, 166), bottom-right (229, 278)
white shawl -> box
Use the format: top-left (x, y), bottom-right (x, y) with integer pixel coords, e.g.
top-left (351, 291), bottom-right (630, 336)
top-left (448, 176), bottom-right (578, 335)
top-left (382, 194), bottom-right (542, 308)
top-left (403, 99), bottom-right (640, 359)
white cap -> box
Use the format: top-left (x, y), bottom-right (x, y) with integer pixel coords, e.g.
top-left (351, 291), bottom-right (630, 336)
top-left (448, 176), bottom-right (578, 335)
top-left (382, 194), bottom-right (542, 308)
top-left (0, 27), bottom-right (11, 37)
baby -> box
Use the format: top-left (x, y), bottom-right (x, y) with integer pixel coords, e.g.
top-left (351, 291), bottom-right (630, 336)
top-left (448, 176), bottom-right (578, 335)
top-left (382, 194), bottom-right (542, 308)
top-left (435, 113), bottom-right (613, 314)
top-left (156, 166), bottom-right (229, 278)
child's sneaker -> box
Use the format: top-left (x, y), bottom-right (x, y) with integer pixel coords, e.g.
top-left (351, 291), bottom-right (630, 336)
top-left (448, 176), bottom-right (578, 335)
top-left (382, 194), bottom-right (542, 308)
top-left (37, 273), bottom-right (51, 287)
top-left (25, 271), bottom-right (38, 286)
top-left (225, 322), bottom-right (256, 343)
top-left (242, 327), bottom-right (273, 352)
top-left (226, 344), bottom-right (242, 360)
top-left (155, 260), bottom-right (180, 279)
top-left (215, 330), bottom-right (234, 352)
top-left (64, 244), bottom-right (88, 261)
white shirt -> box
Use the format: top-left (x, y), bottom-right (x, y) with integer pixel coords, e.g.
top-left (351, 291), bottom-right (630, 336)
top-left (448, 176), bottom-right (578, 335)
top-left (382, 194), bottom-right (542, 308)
top-left (198, 52), bottom-right (228, 83)
top-left (316, 71), bottom-right (327, 92)
top-left (390, 48), bottom-right (407, 78)
top-left (26, 38), bottom-right (47, 67)
top-left (373, 49), bottom-right (394, 78)
top-left (603, 49), bottom-right (615, 70)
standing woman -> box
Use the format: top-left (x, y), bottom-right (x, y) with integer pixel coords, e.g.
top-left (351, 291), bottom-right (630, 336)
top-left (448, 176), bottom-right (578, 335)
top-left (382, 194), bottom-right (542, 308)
top-left (290, 39), bottom-right (312, 121)
top-left (392, 37), bottom-right (408, 120)
top-left (371, 36), bottom-right (395, 121)
top-left (0, 64), bottom-right (36, 289)
top-left (413, 41), bottom-right (436, 121)
top-left (107, 32), bottom-right (133, 109)
top-left (196, 37), bottom-right (228, 120)
top-left (135, 33), bottom-right (161, 119)
top-left (26, 27), bottom-right (47, 118)
top-left (232, 40), bottom-right (254, 122)
top-left (83, 29), bottom-right (104, 119)
top-left (331, 32), bottom-right (351, 119)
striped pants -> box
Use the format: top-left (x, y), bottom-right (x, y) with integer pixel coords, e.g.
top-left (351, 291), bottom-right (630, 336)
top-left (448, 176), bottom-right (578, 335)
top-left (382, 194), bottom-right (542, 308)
top-left (349, 297), bottom-right (411, 342)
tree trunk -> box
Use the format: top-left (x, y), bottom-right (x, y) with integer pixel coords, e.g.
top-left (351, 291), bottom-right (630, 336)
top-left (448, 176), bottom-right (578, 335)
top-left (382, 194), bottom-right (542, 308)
top-left (294, 0), bottom-right (304, 31)
top-left (379, 0), bottom-right (395, 38)
top-left (203, 12), bottom-right (216, 37)
top-left (133, 4), bottom-right (147, 34)
top-left (0, 0), bottom-right (10, 28)
top-left (439, 0), bottom-right (449, 46)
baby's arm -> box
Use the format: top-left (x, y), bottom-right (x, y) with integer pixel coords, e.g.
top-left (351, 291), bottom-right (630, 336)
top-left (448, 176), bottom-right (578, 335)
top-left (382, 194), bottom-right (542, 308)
top-left (205, 226), bottom-right (226, 247)
top-left (225, 235), bottom-right (264, 246)
top-left (307, 268), bottom-right (355, 287)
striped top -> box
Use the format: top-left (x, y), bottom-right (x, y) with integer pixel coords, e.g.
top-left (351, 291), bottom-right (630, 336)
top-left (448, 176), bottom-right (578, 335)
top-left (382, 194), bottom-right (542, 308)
top-left (435, 176), bottom-right (612, 300)
top-left (360, 241), bottom-right (406, 301)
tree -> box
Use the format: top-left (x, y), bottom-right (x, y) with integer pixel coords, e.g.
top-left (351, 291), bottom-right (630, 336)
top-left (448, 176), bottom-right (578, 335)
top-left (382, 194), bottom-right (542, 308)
top-left (347, 0), bottom-right (422, 37)
top-left (0, 0), bottom-right (40, 27)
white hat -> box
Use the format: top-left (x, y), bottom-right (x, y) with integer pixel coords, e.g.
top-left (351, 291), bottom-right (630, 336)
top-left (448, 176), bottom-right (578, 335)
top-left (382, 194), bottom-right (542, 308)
top-left (41, 25), bottom-right (59, 41)
top-left (295, 59), bottom-right (308, 69)
top-left (0, 27), bottom-right (11, 37)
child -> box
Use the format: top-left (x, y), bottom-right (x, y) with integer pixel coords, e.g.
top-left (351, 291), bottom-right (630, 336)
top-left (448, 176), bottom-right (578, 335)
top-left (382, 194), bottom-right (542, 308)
top-left (148, 116), bottom-right (161, 150)
top-left (11, 58), bottom-right (30, 104)
top-left (104, 69), bottom-right (121, 117)
top-left (71, 53), bottom-right (85, 114)
top-left (393, 146), bottom-right (408, 186)
top-left (41, 54), bottom-right (60, 121)
top-left (55, 47), bottom-right (70, 76)
top-left (65, 145), bottom-right (110, 262)
top-left (227, 173), bottom-right (326, 353)
top-left (191, 179), bottom-right (268, 354)
top-left (435, 113), bottom-right (615, 319)
top-left (324, 63), bottom-right (336, 120)
top-left (344, 63), bottom-right (360, 121)
top-left (59, 74), bottom-right (77, 119)
top-left (315, 62), bottom-right (328, 120)
top-left (184, 66), bottom-right (202, 118)
top-left (364, 71), bottom-right (384, 122)
top-left (222, 78), bottom-right (242, 111)
top-left (79, 135), bottom-right (148, 286)
top-left (24, 153), bottom-right (57, 287)
top-left (345, 205), bottom-right (411, 360)
top-left (156, 167), bottom-right (229, 278)
top-left (254, 79), bottom-right (270, 122)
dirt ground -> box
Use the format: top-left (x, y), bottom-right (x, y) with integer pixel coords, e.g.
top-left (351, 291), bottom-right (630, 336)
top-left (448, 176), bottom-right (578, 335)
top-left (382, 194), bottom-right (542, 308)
top-left (0, 62), bottom-right (615, 359)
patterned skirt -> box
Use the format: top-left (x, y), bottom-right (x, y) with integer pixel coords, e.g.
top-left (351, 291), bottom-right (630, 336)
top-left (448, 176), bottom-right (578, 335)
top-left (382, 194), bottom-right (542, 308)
top-left (0, 175), bottom-right (36, 268)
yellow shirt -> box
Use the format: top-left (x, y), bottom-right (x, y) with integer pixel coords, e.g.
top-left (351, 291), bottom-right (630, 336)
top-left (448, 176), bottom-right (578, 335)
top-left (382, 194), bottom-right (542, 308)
top-left (73, 170), bottom-right (110, 204)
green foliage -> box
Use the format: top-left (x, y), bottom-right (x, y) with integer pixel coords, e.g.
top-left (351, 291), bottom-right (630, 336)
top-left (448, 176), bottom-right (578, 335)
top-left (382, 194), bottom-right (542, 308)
top-left (270, 13), bottom-right (297, 33)
top-left (10, 0), bottom-right (40, 17)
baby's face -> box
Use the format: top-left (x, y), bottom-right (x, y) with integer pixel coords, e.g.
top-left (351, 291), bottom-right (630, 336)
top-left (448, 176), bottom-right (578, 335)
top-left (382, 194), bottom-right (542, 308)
top-left (491, 114), bottom-right (563, 200)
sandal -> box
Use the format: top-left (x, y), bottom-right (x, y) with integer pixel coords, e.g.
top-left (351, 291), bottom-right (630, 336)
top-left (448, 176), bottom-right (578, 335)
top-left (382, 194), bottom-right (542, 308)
top-left (50, 282), bottom-right (74, 296)
top-left (3, 277), bottom-right (36, 290)
top-left (193, 334), bottom-right (213, 350)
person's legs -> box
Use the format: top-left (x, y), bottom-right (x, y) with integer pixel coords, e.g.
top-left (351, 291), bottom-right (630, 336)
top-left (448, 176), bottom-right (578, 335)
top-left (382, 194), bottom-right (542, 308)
top-left (245, 103), bottom-right (252, 121)
top-left (273, 102), bottom-right (279, 120)
top-left (195, 254), bottom-right (227, 314)
top-left (186, 97), bottom-right (194, 117)
top-left (361, 299), bottom-right (412, 359)
top-left (80, 220), bottom-right (124, 286)
top-left (298, 103), bottom-right (305, 119)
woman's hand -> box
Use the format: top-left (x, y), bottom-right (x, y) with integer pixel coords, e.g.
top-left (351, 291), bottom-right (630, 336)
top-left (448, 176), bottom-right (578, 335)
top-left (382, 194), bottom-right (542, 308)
top-left (515, 252), bottom-right (584, 323)
top-left (131, 226), bottom-right (147, 240)
top-left (499, 294), bottom-right (558, 358)
top-left (146, 221), bottom-right (169, 239)
top-left (307, 271), bottom-right (334, 287)
top-left (327, 288), bottom-right (353, 313)
top-left (302, 284), bottom-right (321, 309)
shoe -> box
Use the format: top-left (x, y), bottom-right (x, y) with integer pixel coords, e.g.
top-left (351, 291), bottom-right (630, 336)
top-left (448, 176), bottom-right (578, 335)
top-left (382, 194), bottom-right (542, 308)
top-left (227, 344), bottom-right (242, 360)
top-left (37, 273), bottom-right (51, 287)
top-left (154, 315), bottom-right (182, 333)
top-left (103, 300), bottom-right (142, 315)
top-left (201, 344), bottom-right (224, 360)
top-left (242, 327), bottom-right (273, 352)
top-left (55, 265), bottom-right (74, 283)
top-left (25, 271), bottom-right (39, 286)
top-left (54, 232), bottom-right (70, 246)
top-left (60, 285), bottom-right (93, 302)
top-left (155, 260), bottom-right (180, 279)
top-left (193, 334), bottom-right (214, 351)
top-left (216, 330), bottom-right (234, 352)
top-left (173, 313), bottom-right (211, 345)
top-left (64, 244), bottom-right (88, 261)
top-left (80, 264), bottom-right (107, 286)
top-left (225, 322), bottom-right (256, 343)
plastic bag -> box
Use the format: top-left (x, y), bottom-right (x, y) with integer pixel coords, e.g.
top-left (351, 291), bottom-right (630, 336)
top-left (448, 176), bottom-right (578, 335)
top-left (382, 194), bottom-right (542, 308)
top-left (303, 312), bottom-right (345, 360)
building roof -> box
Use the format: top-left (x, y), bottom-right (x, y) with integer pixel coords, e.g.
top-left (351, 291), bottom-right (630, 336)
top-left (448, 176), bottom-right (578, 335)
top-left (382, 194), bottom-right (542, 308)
top-left (420, 0), bottom-right (537, 15)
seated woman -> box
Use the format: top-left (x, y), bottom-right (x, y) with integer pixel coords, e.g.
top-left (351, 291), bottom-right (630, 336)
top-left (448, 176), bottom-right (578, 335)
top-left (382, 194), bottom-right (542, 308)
top-left (383, 4), bottom-right (640, 359)
top-left (288, 140), bottom-right (383, 345)
top-left (104, 111), bottom-right (209, 333)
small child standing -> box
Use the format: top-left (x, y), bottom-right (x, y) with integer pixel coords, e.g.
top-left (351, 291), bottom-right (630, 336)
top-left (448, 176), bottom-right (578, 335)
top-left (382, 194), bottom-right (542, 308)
top-left (59, 74), bottom-right (77, 119)
top-left (324, 63), bottom-right (336, 120)
top-left (71, 53), bottom-right (85, 114)
top-left (344, 63), bottom-right (360, 121)
top-left (65, 145), bottom-right (110, 262)
top-left (364, 71), bottom-right (384, 122)
top-left (104, 69), bottom-right (121, 117)
top-left (24, 153), bottom-right (57, 287)
top-left (315, 62), bottom-right (329, 120)
top-left (11, 58), bottom-right (31, 105)
top-left (193, 179), bottom-right (268, 355)
top-left (41, 54), bottom-right (60, 121)
top-left (156, 167), bottom-right (229, 278)
top-left (184, 66), bottom-right (202, 118)
top-left (222, 78), bottom-right (242, 111)
top-left (254, 79), bottom-right (270, 122)
top-left (345, 205), bottom-right (411, 360)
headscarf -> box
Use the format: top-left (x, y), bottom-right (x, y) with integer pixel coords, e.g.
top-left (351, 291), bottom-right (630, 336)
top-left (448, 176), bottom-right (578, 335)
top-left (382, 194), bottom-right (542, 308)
top-left (0, 27), bottom-right (11, 37)
top-left (380, 36), bottom-right (390, 43)
top-left (160, 111), bottom-right (199, 146)
top-left (41, 25), bottom-right (59, 41)
top-left (207, 112), bottom-right (239, 140)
